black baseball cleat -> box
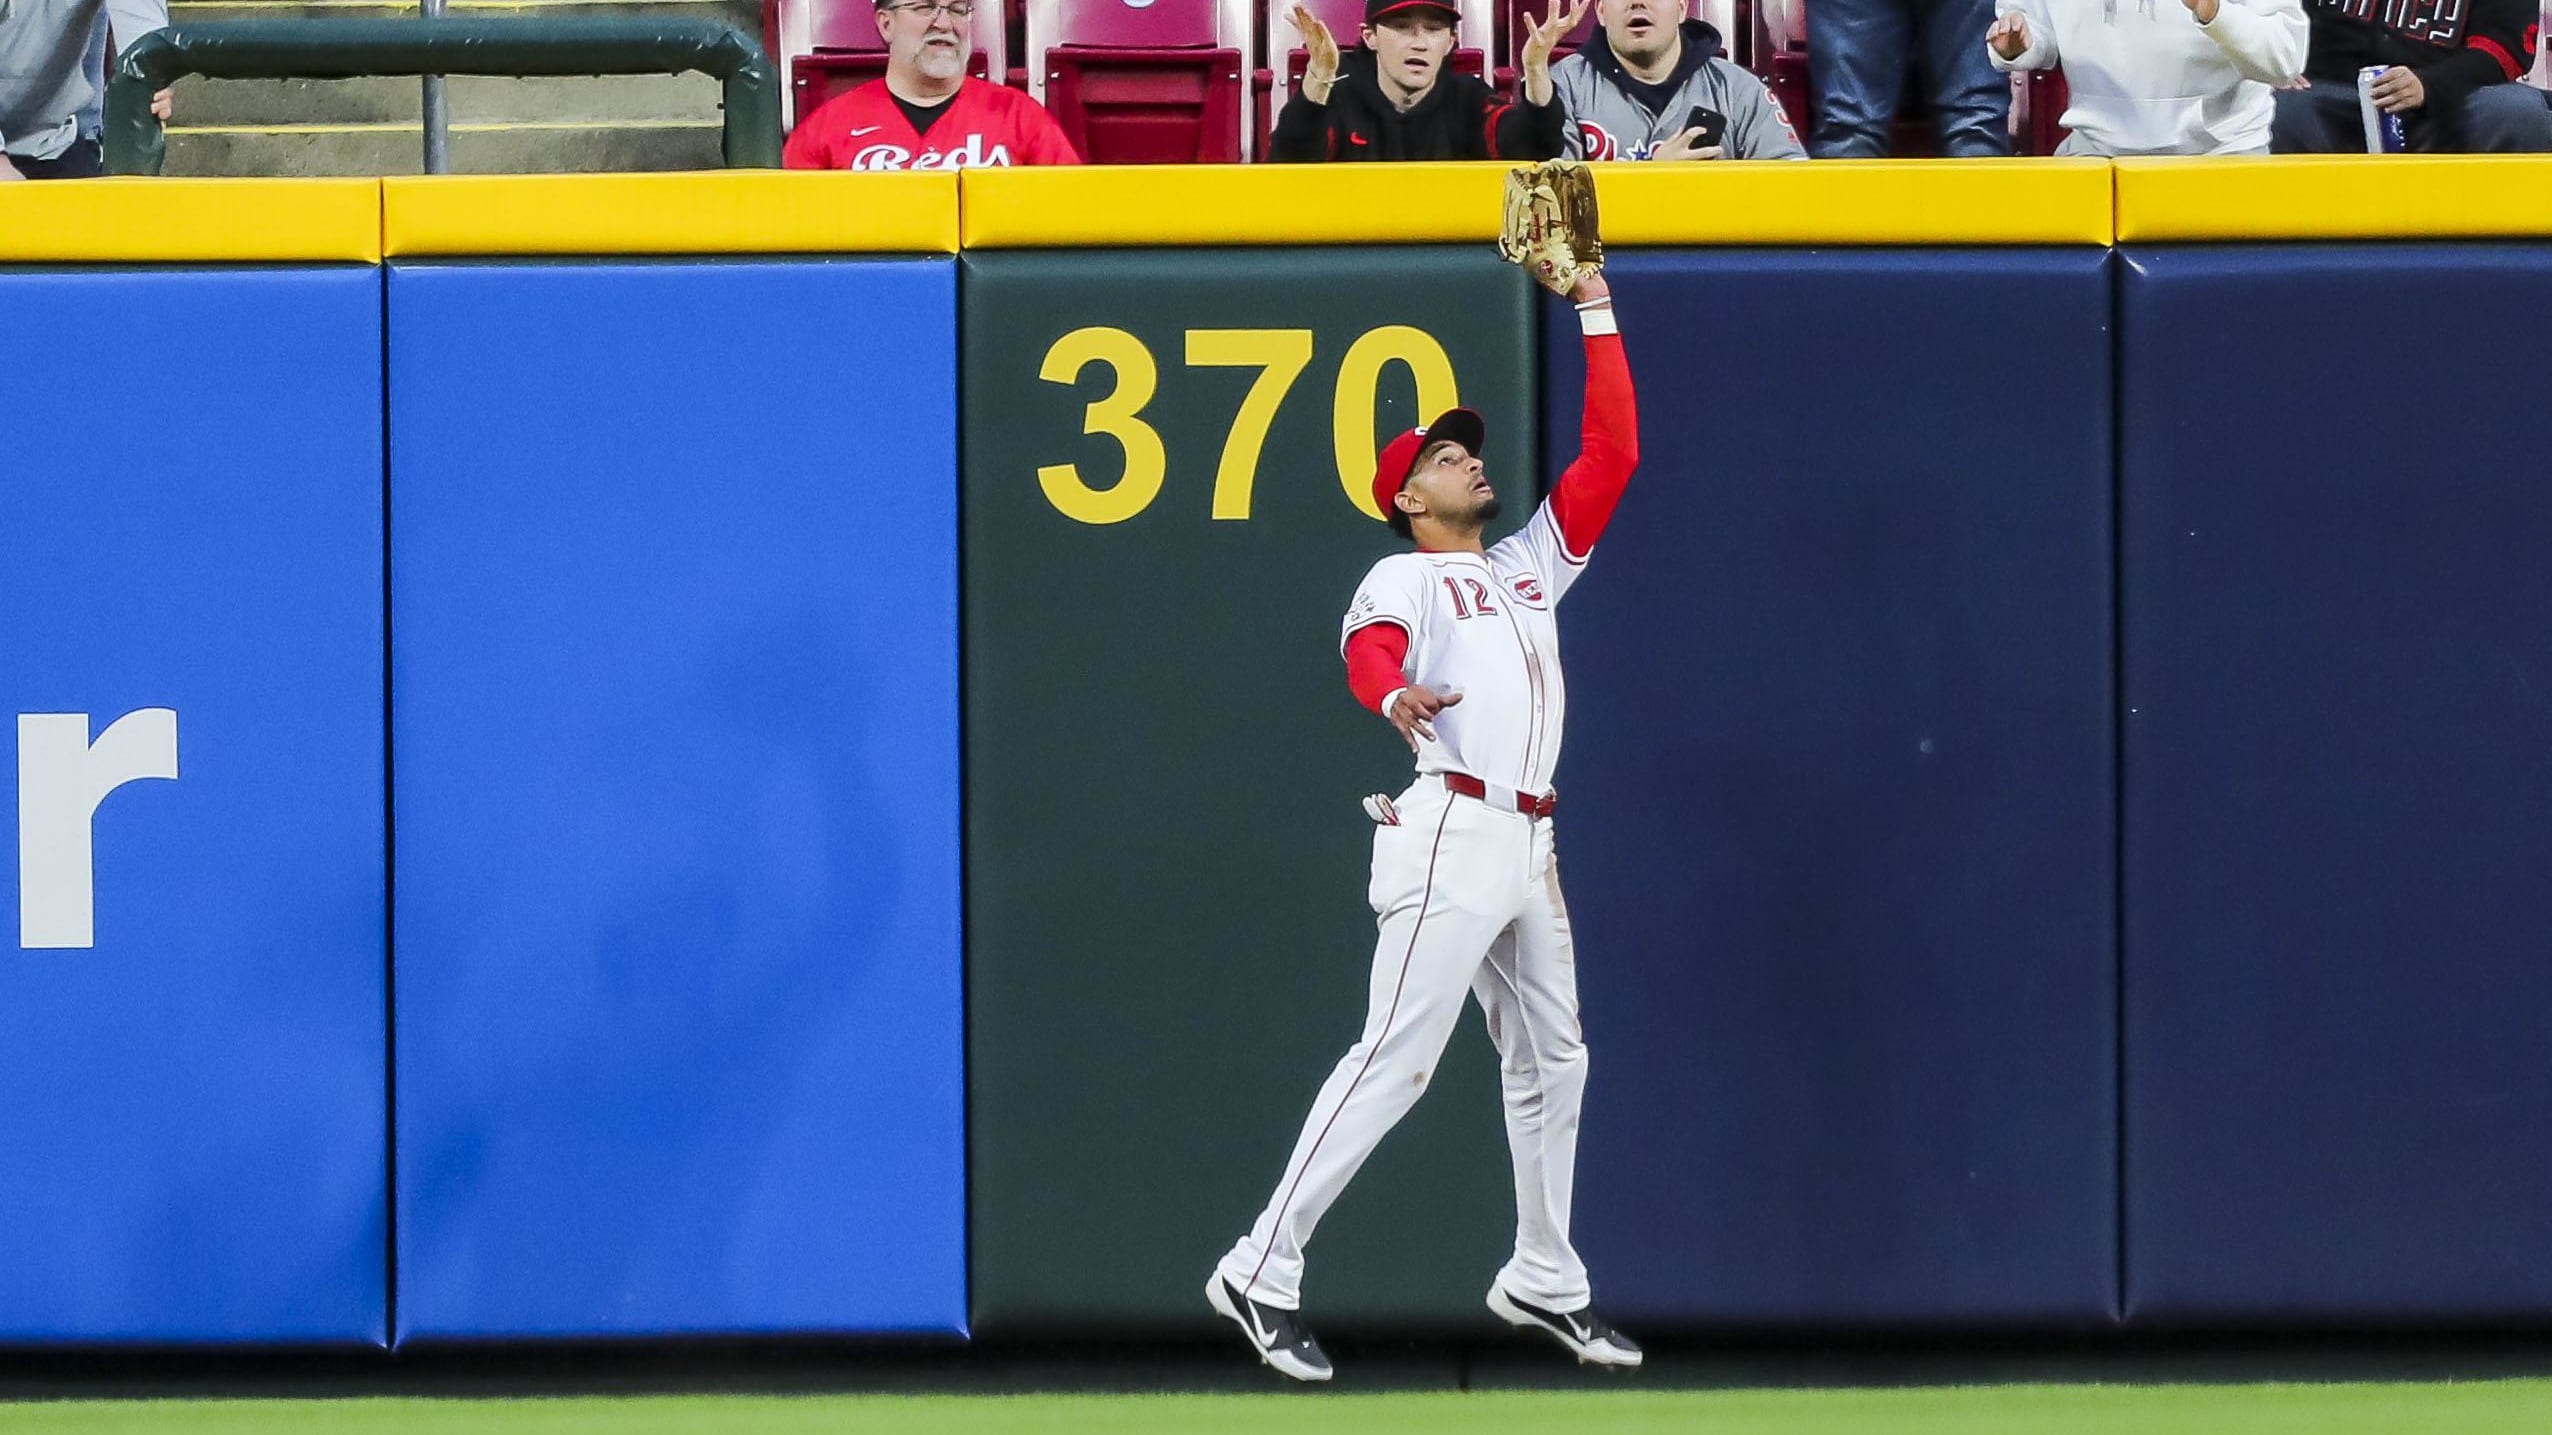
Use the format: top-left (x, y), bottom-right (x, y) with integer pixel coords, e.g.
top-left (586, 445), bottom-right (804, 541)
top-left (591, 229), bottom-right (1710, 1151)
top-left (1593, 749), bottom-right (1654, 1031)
top-left (1488, 1283), bottom-right (1644, 1368)
top-left (1207, 1274), bottom-right (1333, 1383)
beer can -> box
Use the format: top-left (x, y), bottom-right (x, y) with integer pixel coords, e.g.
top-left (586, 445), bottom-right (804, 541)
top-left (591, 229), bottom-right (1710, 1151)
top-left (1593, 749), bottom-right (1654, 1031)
top-left (2357, 66), bottom-right (2408, 153)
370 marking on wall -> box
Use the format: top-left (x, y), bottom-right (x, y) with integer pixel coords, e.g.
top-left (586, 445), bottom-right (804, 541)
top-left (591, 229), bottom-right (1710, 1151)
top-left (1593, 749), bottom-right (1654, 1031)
top-left (1034, 325), bottom-right (1460, 525)
top-left (15, 709), bottom-right (179, 950)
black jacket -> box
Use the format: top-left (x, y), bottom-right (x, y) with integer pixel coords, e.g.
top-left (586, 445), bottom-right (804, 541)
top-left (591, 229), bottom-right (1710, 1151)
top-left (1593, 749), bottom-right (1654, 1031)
top-left (2301, 0), bottom-right (2540, 117)
top-left (1271, 48), bottom-right (1566, 162)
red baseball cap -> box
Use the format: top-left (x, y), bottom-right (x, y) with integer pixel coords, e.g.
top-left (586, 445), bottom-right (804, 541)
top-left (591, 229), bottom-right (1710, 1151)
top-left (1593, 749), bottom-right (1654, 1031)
top-left (1371, 407), bottom-right (1486, 521)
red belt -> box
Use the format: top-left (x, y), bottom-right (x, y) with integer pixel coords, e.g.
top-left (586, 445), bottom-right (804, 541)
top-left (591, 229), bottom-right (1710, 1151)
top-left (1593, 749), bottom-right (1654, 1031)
top-left (1443, 772), bottom-right (1557, 819)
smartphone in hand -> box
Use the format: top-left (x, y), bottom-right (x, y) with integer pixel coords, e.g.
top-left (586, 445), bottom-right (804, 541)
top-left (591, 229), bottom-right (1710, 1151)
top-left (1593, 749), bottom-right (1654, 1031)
top-left (1684, 105), bottom-right (1728, 150)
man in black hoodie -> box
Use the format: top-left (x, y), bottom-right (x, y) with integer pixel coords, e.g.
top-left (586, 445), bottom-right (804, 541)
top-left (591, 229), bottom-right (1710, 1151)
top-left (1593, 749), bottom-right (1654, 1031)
top-left (1271, 0), bottom-right (1579, 161)
top-left (2271, 0), bottom-right (2552, 151)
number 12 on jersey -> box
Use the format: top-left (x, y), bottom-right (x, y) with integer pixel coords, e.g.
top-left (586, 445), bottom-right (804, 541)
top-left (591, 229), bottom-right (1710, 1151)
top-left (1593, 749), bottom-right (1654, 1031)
top-left (1442, 575), bottom-right (1500, 619)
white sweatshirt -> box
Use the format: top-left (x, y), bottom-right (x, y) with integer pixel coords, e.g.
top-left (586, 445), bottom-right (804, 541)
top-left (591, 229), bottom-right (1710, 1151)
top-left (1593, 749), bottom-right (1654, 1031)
top-left (1988, 0), bottom-right (2305, 156)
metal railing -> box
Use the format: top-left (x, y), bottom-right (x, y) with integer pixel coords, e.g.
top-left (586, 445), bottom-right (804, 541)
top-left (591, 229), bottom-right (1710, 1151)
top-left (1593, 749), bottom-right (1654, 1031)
top-left (105, 17), bottom-right (783, 176)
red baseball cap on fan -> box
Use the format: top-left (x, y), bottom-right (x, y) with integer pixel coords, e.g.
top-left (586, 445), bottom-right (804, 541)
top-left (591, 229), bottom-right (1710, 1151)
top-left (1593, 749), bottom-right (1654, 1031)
top-left (1370, 406), bottom-right (1486, 521)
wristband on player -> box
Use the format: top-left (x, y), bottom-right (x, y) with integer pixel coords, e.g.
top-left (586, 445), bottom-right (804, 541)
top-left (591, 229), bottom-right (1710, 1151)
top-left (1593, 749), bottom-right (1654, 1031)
top-left (1576, 298), bottom-right (1617, 337)
top-left (1381, 685), bottom-right (1409, 719)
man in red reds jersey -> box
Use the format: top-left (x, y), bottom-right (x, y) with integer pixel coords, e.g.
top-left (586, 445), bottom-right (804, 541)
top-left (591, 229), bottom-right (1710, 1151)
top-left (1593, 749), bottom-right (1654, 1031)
top-left (783, 0), bottom-right (1080, 170)
top-left (1208, 270), bottom-right (1643, 1383)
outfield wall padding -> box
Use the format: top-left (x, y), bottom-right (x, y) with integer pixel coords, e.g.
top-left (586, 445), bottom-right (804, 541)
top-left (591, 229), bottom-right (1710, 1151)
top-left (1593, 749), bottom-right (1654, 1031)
top-left (387, 259), bottom-right (966, 1339)
top-left (1546, 251), bottom-right (2120, 1329)
top-left (0, 265), bottom-right (388, 1343)
top-left (2118, 245), bottom-right (2552, 1324)
top-left (17, 170), bottom-right (2552, 1343)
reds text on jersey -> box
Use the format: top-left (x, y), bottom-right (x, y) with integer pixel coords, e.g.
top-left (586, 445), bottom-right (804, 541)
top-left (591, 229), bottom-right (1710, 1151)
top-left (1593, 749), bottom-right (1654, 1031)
top-left (783, 78), bottom-right (1082, 171)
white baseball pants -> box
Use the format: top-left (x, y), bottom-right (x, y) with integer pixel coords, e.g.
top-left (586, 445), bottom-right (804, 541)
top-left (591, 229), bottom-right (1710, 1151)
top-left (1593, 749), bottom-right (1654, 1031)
top-left (1217, 775), bottom-right (1592, 1313)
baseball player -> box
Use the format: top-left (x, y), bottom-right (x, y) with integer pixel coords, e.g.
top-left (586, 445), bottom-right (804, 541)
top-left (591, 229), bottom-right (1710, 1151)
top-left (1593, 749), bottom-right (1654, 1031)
top-left (1209, 268), bottom-right (1641, 1382)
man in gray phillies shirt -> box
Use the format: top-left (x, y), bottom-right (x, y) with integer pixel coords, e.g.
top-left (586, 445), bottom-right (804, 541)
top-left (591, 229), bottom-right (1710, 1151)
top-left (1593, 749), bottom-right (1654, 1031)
top-left (1551, 0), bottom-right (1805, 159)
top-left (1, 0), bottom-right (172, 179)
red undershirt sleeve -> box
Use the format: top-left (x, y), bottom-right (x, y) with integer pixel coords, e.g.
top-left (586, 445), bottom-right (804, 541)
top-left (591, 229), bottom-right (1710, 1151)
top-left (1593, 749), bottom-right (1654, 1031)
top-left (1545, 330), bottom-right (1640, 560)
top-left (1343, 622), bottom-right (1411, 714)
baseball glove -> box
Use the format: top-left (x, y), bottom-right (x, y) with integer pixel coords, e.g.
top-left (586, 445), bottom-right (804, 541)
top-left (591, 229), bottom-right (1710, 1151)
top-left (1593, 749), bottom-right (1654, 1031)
top-left (1496, 158), bottom-right (1604, 297)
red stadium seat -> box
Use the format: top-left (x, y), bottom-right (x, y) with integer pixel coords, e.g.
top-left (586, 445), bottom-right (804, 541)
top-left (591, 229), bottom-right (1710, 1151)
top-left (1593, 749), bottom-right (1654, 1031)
top-left (1716, 0), bottom-right (1750, 67)
top-left (1754, 0), bottom-right (1809, 140)
top-left (1761, 45), bottom-right (1810, 141)
top-left (1027, 0), bottom-right (1254, 162)
top-left (767, 0), bottom-right (1009, 129)
top-left (2012, 67), bottom-right (2070, 156)
top-left (1257, 0), bottom-right (1492, 155)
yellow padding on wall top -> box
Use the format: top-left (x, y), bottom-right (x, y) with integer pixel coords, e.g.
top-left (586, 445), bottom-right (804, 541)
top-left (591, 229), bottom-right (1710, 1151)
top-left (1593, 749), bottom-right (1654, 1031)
top-left (382, 171), bottom-right (960, 256)
top-left (2115, 155), bottom-right (2552, 241)
top-left (0, 178), bottom-right (381, 263)
top-left (33, 157), bottom-right (2552, 261)
top-left (1598, 158), bottom-right (2114, 245)
top-left (962, 163), bottom-right (1514, 247)
top-left (962, 158), bottom-right (2114, 248)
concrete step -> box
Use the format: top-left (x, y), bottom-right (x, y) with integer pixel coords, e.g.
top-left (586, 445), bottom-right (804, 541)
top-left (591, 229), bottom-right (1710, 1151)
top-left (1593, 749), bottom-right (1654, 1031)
top-left (170, 71), bottom-right (721, 126)
top-left (160, 117), bottom-right (723, 174)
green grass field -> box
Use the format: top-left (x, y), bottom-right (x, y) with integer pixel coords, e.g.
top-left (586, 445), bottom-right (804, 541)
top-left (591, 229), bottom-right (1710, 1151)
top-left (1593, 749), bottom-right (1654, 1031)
top-left (8, 1383), bottom-right (2552, 1434)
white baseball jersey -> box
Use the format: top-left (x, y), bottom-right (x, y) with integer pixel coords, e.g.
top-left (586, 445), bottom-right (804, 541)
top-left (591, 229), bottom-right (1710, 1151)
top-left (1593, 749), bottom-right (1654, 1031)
top-left (1339, 501), bottom-right (1590, 798)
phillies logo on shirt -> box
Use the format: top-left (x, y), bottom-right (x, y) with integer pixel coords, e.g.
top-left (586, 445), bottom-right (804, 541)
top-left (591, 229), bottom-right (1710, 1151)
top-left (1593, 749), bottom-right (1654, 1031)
top-left (849, 135), bottom-right (1019, 170)
top-left (1583, 120), bottom-right (1708, 161)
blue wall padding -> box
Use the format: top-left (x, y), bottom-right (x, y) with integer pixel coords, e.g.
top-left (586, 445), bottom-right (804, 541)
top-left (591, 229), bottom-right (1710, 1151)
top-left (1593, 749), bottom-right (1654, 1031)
top-left (0, 265), bottom-right (387, 1343)
top-left (1545, 250), bottom-right (2117, 1328)
top-left (2119, 246), bottom-right (2552, 1324)
top-left (388, 259), bottom-right (965, 1339)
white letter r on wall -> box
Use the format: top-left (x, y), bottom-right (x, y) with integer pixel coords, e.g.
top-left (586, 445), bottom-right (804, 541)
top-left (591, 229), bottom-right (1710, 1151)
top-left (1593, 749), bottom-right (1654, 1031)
top-left (17, 709), bottom-right (180, 951)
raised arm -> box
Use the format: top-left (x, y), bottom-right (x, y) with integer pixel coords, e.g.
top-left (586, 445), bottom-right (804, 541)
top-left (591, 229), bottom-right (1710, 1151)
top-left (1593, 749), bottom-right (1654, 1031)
top-left (2186, 0), bottom-right (2304, 85)
top-left (1985, 0), bottom-right (2056, 73)
top-left (1546, 273), bottom-right (1639, 561)
top-left (1273, 4), bottom-right (1341, 162)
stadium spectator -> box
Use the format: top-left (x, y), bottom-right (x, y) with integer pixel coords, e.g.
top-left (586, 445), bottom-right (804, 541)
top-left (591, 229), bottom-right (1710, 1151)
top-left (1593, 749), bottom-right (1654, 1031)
top-left (2270, 0), bottom-right (2552, 151)
top-left (784, 0), bottom-right (1077, 170)
top-left (1985, 0), bottom-right (2305, 154)
top-left (1806, 0), bottom-right (2012, 155)
top-left (0, 0), bottom-right (175, 180)
top-left (1553, 0), bottom-right (1806, 158)
top-left (1271, 0), bottom-right (1578, 161)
